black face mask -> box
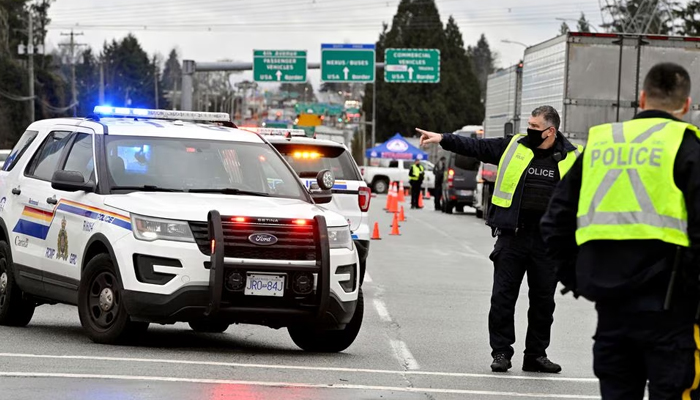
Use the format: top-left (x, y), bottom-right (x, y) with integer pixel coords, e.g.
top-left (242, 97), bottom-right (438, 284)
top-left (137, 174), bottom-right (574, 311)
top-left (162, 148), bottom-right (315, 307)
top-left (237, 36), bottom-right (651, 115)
top-left (526, 127), bottom-right (550, 148)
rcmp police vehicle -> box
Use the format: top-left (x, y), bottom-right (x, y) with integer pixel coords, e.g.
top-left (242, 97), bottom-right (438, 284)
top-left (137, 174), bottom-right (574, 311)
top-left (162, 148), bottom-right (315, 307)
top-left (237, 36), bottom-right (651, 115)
top-left (0, 107), bottom-right (363, 352)
top-left (254, 129), bottom-right (371, 285)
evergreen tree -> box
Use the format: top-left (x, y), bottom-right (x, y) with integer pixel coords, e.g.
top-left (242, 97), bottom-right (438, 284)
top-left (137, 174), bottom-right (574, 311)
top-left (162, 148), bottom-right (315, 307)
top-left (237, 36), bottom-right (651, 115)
top-left (467, 34), bottom-right (496, 103)
top-left (362, 0), bottom-right (483, 142)
top-left (161, 48), bottom-right (181, 109)
top-left (674, 0), bottom-right (700, 36)
top-left (560, 22), bottom-right (570, 35)
top-left (577, 12), bottom-right (592, 32)
top-left (102, 34), bottom-right (158, 108)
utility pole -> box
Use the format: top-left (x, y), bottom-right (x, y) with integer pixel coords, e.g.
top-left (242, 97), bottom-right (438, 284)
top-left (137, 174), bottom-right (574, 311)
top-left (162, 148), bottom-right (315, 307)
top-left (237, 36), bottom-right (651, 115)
top-left (98, 58), bottom-right (105, 105)
top-left (371, 83), bottom-right (377, 149)
top-left (27, 12), bottom-right (34, 122)
top-left (154, 62), bottom-right (159, 109)
top-left (60, 29), bottom-right (85, 117)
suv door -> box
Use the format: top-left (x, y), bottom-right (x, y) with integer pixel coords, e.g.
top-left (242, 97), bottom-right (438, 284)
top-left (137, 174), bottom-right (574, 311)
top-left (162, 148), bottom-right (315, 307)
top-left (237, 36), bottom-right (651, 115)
top-left (45, 130), bottom-right (97, 292)
top-left (10, 130), bottom-right (73, 283)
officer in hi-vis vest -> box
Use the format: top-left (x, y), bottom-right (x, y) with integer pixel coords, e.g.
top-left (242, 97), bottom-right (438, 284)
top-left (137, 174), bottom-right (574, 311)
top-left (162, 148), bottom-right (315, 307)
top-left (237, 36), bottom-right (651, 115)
top-left (542, 63), bottom-right (700, 399)
top-left (418, 106), bottom-right (582, 373)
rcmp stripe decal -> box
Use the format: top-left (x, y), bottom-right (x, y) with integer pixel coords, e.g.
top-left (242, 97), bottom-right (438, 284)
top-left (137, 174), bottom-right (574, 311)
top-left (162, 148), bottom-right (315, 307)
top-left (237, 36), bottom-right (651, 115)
top-left (12, 200), bottom-right (131, 239)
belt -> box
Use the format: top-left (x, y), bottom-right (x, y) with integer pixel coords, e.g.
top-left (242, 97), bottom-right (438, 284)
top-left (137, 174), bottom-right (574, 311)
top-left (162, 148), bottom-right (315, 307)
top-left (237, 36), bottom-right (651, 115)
top-left (496, 222), bottom-right (540, 236)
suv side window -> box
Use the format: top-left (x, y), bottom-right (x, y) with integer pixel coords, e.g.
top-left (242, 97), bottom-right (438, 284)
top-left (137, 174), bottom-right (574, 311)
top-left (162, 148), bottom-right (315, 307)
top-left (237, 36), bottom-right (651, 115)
top-left (3, 130), bottom-right (38, 172)
top-left (62, 133), bottom-right (95, 182)
top-left (25, 131), bottom-right (72, 181)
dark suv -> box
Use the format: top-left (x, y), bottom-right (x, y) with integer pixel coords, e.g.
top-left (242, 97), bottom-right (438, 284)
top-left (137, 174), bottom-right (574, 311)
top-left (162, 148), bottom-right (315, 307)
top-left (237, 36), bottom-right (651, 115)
top-left (441, 152), bottom-right (480, 214)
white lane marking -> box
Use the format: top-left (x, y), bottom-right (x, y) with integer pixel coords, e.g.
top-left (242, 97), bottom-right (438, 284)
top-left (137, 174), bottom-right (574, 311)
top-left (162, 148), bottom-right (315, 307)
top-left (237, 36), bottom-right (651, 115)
top-left (390, 340), bottom-right (420, 370)
top-left (0, 372), bottom-right (599, 398)
top-left (372, 298), bottom-right (392, 322)
top-left (409, 213), bottom-right (489, 260)
top-left (0, 353), bottom-right (597, 382)
top-left (364, 273), bottom-right (373, 283)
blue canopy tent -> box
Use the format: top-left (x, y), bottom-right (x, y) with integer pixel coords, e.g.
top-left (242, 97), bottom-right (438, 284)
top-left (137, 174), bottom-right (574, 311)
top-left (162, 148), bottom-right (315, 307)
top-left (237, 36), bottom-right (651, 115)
top-left (365, 133), bottom-right (429, 160)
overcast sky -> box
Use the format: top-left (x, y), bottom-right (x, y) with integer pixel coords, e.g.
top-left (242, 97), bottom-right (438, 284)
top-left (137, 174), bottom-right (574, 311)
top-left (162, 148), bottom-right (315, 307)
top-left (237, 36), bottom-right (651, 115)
top-left (45, 0), bottom-right (605, 90)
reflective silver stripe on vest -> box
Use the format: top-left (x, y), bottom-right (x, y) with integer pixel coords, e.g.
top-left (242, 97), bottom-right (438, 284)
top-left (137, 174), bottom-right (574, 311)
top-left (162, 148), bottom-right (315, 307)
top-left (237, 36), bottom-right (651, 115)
top-left (632, 122), bottom-right (671, 144)
top-left (577, 167), bottom-right (687, 232)
top-left (574, 148), bottom-right (581, 157)
top-left (492, 138), bottom-right (522, 202)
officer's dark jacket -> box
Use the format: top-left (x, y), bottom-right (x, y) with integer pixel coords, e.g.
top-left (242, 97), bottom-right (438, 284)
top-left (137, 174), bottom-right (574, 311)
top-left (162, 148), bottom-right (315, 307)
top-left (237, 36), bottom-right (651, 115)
top-left (541, 110), bottom-right (700, 313)
top-left (440, 132), bottom-right (578, 230)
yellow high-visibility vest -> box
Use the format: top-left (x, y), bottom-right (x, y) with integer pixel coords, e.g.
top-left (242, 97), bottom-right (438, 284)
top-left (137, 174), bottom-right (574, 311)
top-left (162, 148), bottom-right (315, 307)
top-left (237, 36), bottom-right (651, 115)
top-left (491, 134), bottom-right (582, 208)
top-left (576, 118), bottom-right (700, 247)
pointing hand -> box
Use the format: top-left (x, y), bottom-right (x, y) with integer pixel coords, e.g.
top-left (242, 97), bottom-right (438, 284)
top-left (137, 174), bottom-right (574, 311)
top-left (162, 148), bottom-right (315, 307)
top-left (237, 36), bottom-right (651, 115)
top-left (416, 128), bottom-right (442, 147)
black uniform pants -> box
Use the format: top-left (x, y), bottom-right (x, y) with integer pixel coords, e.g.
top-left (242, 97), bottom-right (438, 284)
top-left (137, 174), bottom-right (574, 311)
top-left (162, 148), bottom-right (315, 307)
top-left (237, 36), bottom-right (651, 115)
top-left (434, 181), bottom-right (443, 210)
top-left (594, 309), bottom-right (700, 400)
top-left (488, 228), bottom-right (558, 359)
top-left (410, 180), bottom-right (421, 208)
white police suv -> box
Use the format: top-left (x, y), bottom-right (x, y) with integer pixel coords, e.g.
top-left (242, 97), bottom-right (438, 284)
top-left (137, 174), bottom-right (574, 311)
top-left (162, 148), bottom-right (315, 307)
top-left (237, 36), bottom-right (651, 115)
top-left (0, 107), bottom-right (363, 352)
top-left (255, 129), bottom-right (371, 285)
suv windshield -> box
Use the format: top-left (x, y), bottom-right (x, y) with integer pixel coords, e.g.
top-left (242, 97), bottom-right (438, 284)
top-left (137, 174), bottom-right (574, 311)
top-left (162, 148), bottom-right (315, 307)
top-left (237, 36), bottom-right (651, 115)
top-left (274, 143), bottom-right (361, 180)
top-left (104, 136), bottom-right (306, 200)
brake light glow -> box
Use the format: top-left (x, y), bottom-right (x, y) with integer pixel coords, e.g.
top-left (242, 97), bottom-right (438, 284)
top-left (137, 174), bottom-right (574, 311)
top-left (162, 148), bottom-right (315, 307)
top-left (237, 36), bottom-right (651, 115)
top-left (186, 147), bottom-right (196, 153)
top-left (293, 219), bottom-right (308, 226)
top-left (448, 169), bottom-right (455, 177)
top-left (448, 168), bottom-right (455, 189)
top-left (359, 187), bottom-right (371, 212)
top-left (231, 217), bottom-right (246, 223)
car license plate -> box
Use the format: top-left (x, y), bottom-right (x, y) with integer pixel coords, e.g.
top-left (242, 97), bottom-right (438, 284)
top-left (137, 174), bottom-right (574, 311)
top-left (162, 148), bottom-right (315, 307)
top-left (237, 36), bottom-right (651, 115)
top-left (458, 190), bottom-right (473, 196)
top-left (245, 274), bottom-right (285, 297)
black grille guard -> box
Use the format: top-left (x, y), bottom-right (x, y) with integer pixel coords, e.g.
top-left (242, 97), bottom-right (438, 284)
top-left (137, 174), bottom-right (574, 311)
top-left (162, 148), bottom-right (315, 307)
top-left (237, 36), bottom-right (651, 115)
top-left (204, 211), bottom-right (331, 319)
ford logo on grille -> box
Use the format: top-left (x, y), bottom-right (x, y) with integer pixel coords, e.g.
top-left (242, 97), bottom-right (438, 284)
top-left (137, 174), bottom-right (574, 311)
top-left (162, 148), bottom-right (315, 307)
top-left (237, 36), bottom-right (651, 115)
top-left (248, 233), bottom-right (278, 246)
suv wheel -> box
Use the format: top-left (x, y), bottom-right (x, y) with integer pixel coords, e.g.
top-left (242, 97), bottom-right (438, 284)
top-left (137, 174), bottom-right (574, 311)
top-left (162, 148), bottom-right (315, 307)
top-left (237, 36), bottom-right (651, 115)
top-left (78, 254), bottom-right (145, 344)
top-left (189, 320), bottom-right (230, 333)
top-left (288, 289), bottom-right (364, 353)
top-left (0, 241), bottom-right (35, 327)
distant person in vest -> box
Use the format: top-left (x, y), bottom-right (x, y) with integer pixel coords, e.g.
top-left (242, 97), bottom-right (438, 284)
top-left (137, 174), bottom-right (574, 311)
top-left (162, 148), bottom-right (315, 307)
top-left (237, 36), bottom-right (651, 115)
top-left (417, 106), bottom-right (582, 373)
top-left (434, 156), bottom-right (447, 210)
top-left (409, 159), bottom-right (425, 209)
top-left (542, 63), bottom-right (700, 399)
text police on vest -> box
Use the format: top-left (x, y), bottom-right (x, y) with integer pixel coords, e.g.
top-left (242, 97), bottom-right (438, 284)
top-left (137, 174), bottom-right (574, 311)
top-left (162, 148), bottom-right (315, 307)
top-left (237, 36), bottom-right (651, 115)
top-left (528, 167), bottom-right (555, 178)
top-left (590, 146), bottom-right (663, 168)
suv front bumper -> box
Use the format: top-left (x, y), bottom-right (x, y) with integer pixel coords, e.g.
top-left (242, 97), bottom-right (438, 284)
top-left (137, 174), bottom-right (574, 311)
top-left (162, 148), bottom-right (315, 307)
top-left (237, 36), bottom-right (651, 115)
top-left (119, 212), bottom-right (359, 329)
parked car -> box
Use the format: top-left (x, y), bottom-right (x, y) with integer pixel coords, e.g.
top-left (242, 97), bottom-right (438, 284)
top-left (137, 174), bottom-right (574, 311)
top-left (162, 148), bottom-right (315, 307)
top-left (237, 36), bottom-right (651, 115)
top-left (441, 150), bottom-right (479, 214)
top-left (360, 159), bottom-right (435, 194)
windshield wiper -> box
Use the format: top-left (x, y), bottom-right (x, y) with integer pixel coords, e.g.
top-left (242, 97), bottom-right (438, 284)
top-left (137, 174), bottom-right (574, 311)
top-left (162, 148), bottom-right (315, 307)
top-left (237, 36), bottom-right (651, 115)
top-left (111, 185), bottom-right (185, 193)
top-left (188, 188), bottom-right (270, 197)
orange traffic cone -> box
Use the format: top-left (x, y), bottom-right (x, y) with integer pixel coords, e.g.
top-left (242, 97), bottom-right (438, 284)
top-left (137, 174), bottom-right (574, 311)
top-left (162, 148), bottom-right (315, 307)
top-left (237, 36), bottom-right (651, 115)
top-left (371, 222), bottom-right (382, 240)
top-left (384, 184), bottom-right (392, 210)
top-left (399, 205), bottom-right (406, 222)
top-left (418, 192), bottom-right (424, 209)
top-left (425, 189), bottom-right (431, 200)
top-left (398, 181), bottom-right (406, 203)
top-left (390, 212), bottom-right (401, 236)
top-left (387, 183), bottom-right (399, 213)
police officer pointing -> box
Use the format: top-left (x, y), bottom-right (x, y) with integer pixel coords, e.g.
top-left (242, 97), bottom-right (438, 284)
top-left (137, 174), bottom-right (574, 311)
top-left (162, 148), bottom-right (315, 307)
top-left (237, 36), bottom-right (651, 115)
top-left (418, 106), bottom-right (581, 373)
top-left (542, 63), bottom-right (700, 399)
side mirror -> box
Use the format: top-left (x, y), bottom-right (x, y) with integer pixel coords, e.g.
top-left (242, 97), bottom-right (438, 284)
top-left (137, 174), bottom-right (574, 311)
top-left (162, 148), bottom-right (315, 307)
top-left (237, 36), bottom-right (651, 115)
top-left (51, 170), bottom-right (94, 192)
top-left (310, 169), bottom-right (334, 204)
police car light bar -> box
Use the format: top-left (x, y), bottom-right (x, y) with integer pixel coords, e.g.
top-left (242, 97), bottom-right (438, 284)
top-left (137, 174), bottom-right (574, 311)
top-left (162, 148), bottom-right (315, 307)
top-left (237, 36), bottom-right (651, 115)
top-left (243, 127), bottom-right (308, 137)
top-left (92, 106), bottom-right (231, 123)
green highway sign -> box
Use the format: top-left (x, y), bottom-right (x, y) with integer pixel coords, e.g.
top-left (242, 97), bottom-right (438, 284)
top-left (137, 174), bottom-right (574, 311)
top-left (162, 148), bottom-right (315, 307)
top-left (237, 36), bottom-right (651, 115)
top-left (253, 50), bottom-right (307, 82)
top-left (384, 48), bottom-right (440, 83)
top-left (321, 44), bottom-right (375, 83)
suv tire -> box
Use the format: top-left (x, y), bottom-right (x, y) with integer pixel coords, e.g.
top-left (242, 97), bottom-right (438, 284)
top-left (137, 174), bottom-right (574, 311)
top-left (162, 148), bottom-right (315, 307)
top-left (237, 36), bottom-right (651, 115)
top-left (78, 254), bottom-right (144, 344)
top-left (189, 320), bottom-right (229, 333)
top-left (0, 241), bottom-right (35, 327)
top-left (372, 179), bottom-right (389, 195)
top-left (288, 289), bottom-right (364, 353)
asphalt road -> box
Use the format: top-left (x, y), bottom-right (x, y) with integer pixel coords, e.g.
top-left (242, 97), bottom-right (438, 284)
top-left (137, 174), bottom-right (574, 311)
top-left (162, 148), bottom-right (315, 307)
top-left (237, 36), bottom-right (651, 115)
top-left (0, 196), bottom-right (601, 400)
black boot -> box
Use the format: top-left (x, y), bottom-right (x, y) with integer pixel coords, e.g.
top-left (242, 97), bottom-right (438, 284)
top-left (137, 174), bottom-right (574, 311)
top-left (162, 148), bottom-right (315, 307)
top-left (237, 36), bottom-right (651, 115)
top-left (522, 356), bottom-right (562, 373)
top-left (490, 353), bottom-right (512, 372)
